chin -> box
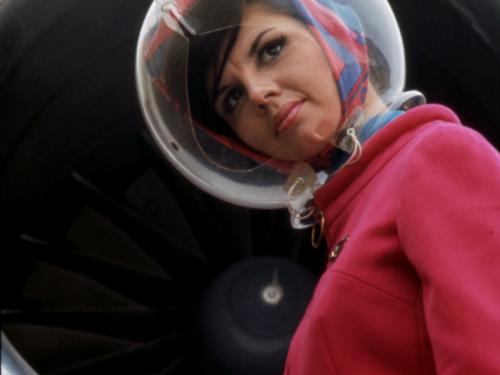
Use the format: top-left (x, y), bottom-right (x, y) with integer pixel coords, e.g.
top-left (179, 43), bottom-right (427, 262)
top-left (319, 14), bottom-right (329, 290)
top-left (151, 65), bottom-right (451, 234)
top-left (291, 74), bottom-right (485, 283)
top-left (297, 141), bottom-right (332, 161)
top-left (278, 147), bottom-right (327, 162)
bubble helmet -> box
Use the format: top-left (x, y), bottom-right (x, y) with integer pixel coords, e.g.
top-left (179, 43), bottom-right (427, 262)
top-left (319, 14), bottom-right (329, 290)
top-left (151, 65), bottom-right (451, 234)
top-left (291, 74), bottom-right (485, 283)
top-left (136, 0), bottom-right (419, 218)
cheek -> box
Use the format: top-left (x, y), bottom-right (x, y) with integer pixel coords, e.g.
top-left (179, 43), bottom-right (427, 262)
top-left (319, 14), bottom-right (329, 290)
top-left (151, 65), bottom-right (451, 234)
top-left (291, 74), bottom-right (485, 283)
top-left (233, 117), bottom-right (270, 152)
top-left (315, 74), bottom-right (342, 135)
top-left (293, 47), bottom-right (340, 113)
top-left (314, 119), bottom-right (337, 140)
top-left (226, 106), bottom-right (255, 138)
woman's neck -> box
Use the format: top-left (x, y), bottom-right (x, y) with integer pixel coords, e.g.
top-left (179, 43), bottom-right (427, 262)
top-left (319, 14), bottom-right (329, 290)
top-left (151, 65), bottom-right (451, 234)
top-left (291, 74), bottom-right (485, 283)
top-left (363, 82), bottom-right (387, 121)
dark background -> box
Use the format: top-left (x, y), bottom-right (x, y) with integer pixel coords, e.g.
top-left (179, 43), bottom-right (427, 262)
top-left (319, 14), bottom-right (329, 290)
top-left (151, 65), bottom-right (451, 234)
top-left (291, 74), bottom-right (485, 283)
top-left (1, 0), bottom-right (499, 374)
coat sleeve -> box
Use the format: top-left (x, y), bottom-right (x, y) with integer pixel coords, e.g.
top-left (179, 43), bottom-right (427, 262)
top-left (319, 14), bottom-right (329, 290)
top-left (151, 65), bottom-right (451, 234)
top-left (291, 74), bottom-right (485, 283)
top-left (396, 123), bottom-right (500, 374)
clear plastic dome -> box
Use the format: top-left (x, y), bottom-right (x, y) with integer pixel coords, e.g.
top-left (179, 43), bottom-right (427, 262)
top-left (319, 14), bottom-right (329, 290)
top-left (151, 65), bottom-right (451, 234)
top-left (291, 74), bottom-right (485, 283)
top-left (136, 0), bottom-right (407, 209)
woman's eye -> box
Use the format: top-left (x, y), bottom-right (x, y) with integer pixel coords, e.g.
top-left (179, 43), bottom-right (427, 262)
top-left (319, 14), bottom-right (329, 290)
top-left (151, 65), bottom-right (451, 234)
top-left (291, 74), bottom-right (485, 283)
top-left (259, 36), bottom-right (286, 64)
top-left (223, 87), bottom-right (244, 114)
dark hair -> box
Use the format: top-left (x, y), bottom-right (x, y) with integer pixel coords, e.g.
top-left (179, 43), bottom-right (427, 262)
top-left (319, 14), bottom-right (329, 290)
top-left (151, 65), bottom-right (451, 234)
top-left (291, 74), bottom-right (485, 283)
top-left (187, 25), bottom-right (241, 136)
top-left (366, 39), bottom-right (390, 95)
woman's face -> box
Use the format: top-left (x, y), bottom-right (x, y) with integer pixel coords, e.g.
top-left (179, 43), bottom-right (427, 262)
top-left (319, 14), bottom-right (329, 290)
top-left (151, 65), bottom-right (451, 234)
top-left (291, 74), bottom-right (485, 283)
top-left (211, 4), bottom-right (342, 161)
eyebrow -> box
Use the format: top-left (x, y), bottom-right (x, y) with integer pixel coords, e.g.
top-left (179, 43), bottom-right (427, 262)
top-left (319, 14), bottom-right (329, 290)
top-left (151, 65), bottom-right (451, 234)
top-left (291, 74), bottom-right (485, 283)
top-left (248, 27), bottom-right (275, 57)
top-left (214, 28), bottom-right (276, 105)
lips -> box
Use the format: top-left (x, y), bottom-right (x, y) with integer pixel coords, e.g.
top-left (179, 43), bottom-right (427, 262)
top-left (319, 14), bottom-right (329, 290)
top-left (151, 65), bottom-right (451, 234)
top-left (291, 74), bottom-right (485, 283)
top-left (273, 100), bottom-right (305, 135)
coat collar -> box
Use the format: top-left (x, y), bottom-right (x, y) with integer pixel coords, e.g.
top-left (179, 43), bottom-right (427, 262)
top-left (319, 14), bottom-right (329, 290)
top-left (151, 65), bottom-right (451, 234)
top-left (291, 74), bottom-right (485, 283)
top-left (313, 104), bottom-right (461, 216)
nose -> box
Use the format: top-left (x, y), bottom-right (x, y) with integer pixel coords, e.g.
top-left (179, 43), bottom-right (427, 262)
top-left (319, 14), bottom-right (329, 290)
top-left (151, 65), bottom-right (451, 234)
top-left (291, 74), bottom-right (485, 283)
top-left (246, 74), bottom-right (281, 110)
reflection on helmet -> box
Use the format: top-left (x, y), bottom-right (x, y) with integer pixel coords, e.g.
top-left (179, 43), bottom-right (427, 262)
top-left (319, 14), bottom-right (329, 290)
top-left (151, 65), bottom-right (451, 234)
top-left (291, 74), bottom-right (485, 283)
top-left (136, 0), bottom-right (407, 209)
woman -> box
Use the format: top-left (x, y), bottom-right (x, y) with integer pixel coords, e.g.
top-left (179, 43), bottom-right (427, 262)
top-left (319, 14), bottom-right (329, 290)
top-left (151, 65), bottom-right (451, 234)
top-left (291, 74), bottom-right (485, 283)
top-left (137, 0), bottom-right (500, 373)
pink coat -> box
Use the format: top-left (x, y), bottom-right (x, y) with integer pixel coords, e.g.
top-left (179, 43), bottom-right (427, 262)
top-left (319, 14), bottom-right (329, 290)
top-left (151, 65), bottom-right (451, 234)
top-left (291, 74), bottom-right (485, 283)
top-left (284, 104), bottom-right (500, 374)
